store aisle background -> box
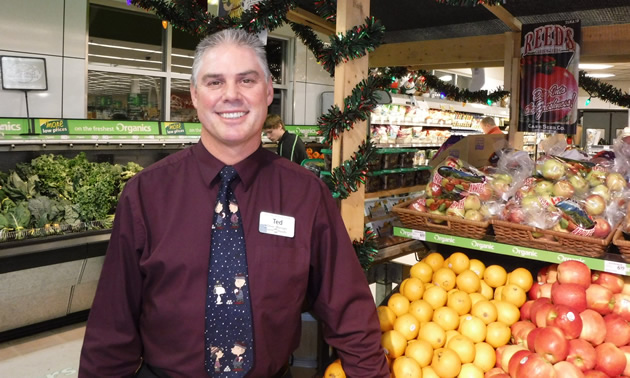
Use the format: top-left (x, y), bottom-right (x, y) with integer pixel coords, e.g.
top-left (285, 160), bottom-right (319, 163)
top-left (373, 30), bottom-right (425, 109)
top-left (0, 323), bottom-right (318, 378)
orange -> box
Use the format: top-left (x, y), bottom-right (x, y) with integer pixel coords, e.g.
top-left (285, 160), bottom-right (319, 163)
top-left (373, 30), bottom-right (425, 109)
top-left (447, 252), bottom-right (470, 274)
top-left (381, 330), bottom-right (407, 359)
top-left (423, 252), bottom-right (445, 272)
top-left (423, 285), bottom-right (448, 309)
top-left (483, 265), bottom-right (507, 288)
top-left (479, 280), bottom-right (494, 300)
top-left (432, 347), bottom-right (462, 378)
top-left (399, 279), bottom-right (408, 297)
top-left (410, 261), bottom-right (433, 283)
top-left (473, 342), bottom-right (496, 372)
top-left (391, 356), bottom-right (421, 378)
top-left (446, 334), bottom-right (476, 364)
top-left (418, 321), bottom-right (446, 349)
top-left (443, 256), bottom-right (451, 268)
top-left (456, 269), bottom-right (481, 294)
top-left (388, 293), bottom-right (411, 317)
top-left (485, 321), bottom-right (511, 348)
top-left (394, 313), bottom-right (420, 341)
top-left (445, 329), bottom-right (461, 344)
top-left (401, 277), bottom-right (425, 302)
top-left (493, 285), bottom-right (504, 301)
top-left (422, 366), bottom-right (440, 378)
top-left (448, 290), bottom-right (472, 315)
top-left (433, 306), bottom-right (460, 331)
top-left (408, 299), bottom-right (434, 323)
top-left (470, 300), bottom-right (497, 325)
top-left (459, 315), bottom-right (487, 343)
top-left (433, 267), bottom-right (457, 291)
top-left (405, 339), bottom-right (433, 368)
top-left (458, 363), bottom-right (484, 378)
top-left (468, 259), bottom-right (485, 278)
top-left (468, 293), bottom-right (486, 306)
top-left (507, 267), bottom-right (534, 292)
top-left (376, 305), bottom-right (397, 332)
top-left (493, 300), bottom-right (520, 326)
top-left (500, 283), bottom-right (527, 307)
top-left (323, 359), bottom-right (346, 378)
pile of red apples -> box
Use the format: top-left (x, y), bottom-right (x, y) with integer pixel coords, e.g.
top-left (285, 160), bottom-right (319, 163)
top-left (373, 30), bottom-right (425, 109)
top-left (486, 260), bottom-right (630, 377)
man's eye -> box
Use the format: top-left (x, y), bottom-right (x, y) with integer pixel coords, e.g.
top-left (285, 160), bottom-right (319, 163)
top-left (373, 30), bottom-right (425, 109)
top-left (207, 81), bottom-right (222, 87)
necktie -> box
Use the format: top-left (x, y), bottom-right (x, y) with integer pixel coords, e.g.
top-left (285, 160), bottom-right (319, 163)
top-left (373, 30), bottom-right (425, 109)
top-left (205, 166), bottom-right (254, 376)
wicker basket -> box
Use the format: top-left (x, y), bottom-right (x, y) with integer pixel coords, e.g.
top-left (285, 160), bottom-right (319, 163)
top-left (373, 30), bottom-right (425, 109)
top-left (391, 197), bottom-right (490, 239)
top-left (491, 219), bottom-right (615, 257)
top-left (613, 227), bottom-right (630, 258)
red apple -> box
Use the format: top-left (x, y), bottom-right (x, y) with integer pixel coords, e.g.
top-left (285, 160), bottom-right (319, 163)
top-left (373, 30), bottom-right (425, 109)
top-left (508, 207), bottom-right (526, 224)
top-left (534, 302), bottom-right (555, 328)
top-left (566, 338), bottom-right (597, 372)
top-left (529, 297), bottom-right (552, 319)
top-left (612, 292), bottom-right (630, 321)
top-left (549, 304), bottom-right (583, 339)
top-left (591, 217), bottom-right (612, 239)
top-left (529, 282), bottom-right (544, 299)
top-left (551, 282), bottom-right (587, 313)
top-left (539, 282), bottom-right (553, 299)
top-left (485, 367), bottom-right (510, 378)
top-left (583, 370), bottom-right (608, 378)
top-left (586, 283), bottom-right (614, 315)
top-left (620, 345), bottom-right (630, 376)
top-left (511, 320), bottom-right (537, 346)
top-left (584, 194), bottom-right (606, 216)
top-left (515, 352), bottom-right (557, 378)
top-left (603, 313), bottom-right (630, 346)
top-left (535, 326), bottom-right (570, 363)
top-left (526, 327), bottom-right (544, 352)
top-left (593, 271), bottom-right (625, 294)
top-left (538, 264), bottom-right (559, 284)
top-left (520, 300), bottom-right (534, 320)
top-left (509, 349), bottom-right (534, 377)
top-left (579, 309), bottom-right (607, 346)
top-left (500, 344), bottom-right (528, 372)
top-left (557, 260), bottom-right (592, 288)
top-left (594, 342), bottom-right (626, 376)
top-left (553, 360), bottom-right (585, 378)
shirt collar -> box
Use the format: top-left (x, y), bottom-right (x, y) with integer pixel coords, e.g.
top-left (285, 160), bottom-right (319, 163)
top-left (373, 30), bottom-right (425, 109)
top-left (192, 142), bottom-right (269, 191)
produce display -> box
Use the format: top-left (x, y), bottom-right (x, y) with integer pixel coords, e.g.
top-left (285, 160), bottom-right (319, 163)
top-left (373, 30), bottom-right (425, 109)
top-left (0, 153), bottom-right (142, 242)
top-left (325, 254), bottom-right (630, 377)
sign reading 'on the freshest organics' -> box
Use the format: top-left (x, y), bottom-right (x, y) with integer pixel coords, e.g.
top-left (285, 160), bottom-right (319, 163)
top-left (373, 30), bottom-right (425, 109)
top-left (393, 226), bottom-right (629, 276)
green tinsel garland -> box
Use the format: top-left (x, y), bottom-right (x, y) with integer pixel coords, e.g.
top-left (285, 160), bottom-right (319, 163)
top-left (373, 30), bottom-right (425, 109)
top-left (329, 138), bottom-right (376, 200)
top-left (353, 227), bottom-right (379, 271)
top-left (435, 0), bottom-right (506, 6)
top-left (319, 76), bottom-right (391, 144)
top-left (314, 0), bottom-right (337, 23)
top-left (130, 0), bottom-right (295, 36)
top-left (579, 70), bottom-right (630, 108)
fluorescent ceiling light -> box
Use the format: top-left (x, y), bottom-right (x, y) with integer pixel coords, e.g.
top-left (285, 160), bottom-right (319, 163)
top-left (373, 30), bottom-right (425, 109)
top-left (439, 75), bottom-right (452, 81)
top-left (586, 73), bottom-right (615, 78)
top-left (89, 42), bottom-right (162, 55)
top-left (579, 64), bottom-right (614, 70)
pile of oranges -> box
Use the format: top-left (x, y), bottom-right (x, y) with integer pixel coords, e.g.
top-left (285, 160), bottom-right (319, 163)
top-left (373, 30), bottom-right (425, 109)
top-left (324, 251), bottom-right (534, 377)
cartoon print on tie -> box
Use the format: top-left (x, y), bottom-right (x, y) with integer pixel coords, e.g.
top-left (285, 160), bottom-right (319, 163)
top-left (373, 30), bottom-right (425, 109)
top-left (229, 199), bottom-right (239, 228)
top-left (233, 274), bottom-right (246, 304)
top-left (213, 281), bottom-right (226, 304)
top-left (210, 346), bottom-right (224, 373)
top-left (215, 201), bottom-right (226, 229)
top-left (231, 341), bottom-right (247, 372)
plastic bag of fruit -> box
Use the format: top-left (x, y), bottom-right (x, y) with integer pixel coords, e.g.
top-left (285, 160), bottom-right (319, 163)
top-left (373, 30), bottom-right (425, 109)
top-left (426, 157), bottom-right (488, 200)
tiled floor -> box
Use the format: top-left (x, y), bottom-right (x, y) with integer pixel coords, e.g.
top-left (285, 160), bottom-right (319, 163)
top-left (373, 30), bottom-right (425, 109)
top-left (0, 323), bottom-right (319, 377)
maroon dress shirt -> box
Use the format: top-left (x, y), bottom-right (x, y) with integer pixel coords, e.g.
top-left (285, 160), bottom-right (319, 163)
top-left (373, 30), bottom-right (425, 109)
top-left (79, 143), bottom-right (388, 377)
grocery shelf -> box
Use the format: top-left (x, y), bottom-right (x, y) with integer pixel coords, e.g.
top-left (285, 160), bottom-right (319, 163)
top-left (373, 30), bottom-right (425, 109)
top-left (365, 185), bottom-right (426, 199)
top-left (394, 227), bottom-right (630, 276)
top-left (372, 239), bottom-right (428, 264)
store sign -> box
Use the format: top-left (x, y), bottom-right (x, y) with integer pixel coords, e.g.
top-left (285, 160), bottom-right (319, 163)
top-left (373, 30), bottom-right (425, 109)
top-left (66, 120), bottom-right (160, 135)
top-left (517, 20), bottom-right (582, 135)
top-left (285, 125), bottom-right (320, 138)
top-left (162, 122), bottom-right (202, 137)
top-left (39, 119), bottom-right (69, 135)
top-left (0, 118), bottom-right (29, 135)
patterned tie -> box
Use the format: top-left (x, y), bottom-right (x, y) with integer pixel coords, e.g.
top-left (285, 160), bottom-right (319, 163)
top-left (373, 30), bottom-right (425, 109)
top-left (205, 166), bottom-right (254, 377)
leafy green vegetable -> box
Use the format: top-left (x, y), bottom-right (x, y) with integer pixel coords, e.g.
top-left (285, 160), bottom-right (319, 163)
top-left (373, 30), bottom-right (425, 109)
top-left (3, 172), bottom-right (39, 200)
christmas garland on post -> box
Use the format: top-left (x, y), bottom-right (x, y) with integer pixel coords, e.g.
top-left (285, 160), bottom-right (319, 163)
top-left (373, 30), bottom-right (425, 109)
top-left (579, 70), bottom-right (630, 108)
top-left (353, 227), bottom-right (379, 271)
top-left (328, 137), bottom-right (375, 200)
top-left (314, 0), bottom-right (337, 23)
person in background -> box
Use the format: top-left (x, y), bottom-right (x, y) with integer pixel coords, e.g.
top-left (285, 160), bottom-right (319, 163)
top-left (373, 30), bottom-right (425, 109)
top-left (480, 116), bottom-right (503, 134)
top-left (79, 28), bottom-right (388, 377)
top-left (263, 113), bottom-right (308, 165)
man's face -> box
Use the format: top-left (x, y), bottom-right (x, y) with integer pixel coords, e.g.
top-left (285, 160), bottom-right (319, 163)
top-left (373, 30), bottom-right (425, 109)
top-left (264, 126), bottom-right (284, 142)
top-left (191, 43), bottom-right (274, 151)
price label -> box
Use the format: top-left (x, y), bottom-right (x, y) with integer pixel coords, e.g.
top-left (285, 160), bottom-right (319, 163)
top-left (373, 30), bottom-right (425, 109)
top-left (604, 260), bottom-right (627, 276)
top-left (411, 230), bottom-right (426, 241)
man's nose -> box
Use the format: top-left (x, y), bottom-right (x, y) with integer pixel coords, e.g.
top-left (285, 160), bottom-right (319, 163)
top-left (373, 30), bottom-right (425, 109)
top-left (224, 82), bottom-right (240, 100)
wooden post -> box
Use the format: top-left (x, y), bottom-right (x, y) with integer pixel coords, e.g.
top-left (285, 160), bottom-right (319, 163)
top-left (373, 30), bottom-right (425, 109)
top-left (331, 0), bottom-right (369, 241)
top-left (504, 31), bottom-right (524, 150)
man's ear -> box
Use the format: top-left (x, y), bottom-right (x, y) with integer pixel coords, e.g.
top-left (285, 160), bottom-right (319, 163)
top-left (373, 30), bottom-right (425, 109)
top-left (266, 78), bottom-right (274, 106)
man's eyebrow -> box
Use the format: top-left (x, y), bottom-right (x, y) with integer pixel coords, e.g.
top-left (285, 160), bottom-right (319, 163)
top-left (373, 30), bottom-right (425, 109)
top-left (200, 70), bottom-right (261, 80)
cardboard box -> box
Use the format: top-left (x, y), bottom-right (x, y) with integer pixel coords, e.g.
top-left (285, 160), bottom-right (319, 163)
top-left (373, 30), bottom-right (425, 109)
top-left (429, 133), bottom-right (507, 168)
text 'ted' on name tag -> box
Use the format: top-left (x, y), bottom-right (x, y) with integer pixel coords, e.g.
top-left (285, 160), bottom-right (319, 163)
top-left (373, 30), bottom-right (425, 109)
top-left (259, 211), bottom-right (295, 238)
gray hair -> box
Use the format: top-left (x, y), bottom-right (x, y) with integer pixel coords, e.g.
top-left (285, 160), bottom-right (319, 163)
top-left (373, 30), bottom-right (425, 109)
top-left (190, 29), bottom-right (271, 87)
top-left (481, 116), bottom-right (496, 127)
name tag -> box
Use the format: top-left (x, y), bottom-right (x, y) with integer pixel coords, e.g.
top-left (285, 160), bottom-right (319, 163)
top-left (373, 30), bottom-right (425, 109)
top-left (259, 211), bottom-right (295, 238)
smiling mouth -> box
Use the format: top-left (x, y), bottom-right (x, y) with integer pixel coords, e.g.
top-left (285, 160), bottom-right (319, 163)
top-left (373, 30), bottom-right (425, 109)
top-left (219, 112), bottom-right (247, 119)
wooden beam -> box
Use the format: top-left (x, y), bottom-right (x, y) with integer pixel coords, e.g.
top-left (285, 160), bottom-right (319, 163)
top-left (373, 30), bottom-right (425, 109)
top-left (483, 4), bottom-right (521, 32)
top-left (333, 0), bottom-right (369, 242)
top-left (286, 8), bottom-right (335, 36)
top-left (370, 23), bottom-right (630, 68)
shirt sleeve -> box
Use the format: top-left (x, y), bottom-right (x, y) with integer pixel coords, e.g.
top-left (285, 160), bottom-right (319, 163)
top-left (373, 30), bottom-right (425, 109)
top-left (308, 183), bottom-right (389, 377)
top-left (79, 182), bottom-right (146, 377)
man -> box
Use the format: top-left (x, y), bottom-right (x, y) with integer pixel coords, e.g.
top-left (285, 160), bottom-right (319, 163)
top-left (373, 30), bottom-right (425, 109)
top-left (480, 116), bottom-right (503, 134)
top-left (263, 114), bottom-right (308, 165)
top-left (79, 29), bottom-right (388, 377)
